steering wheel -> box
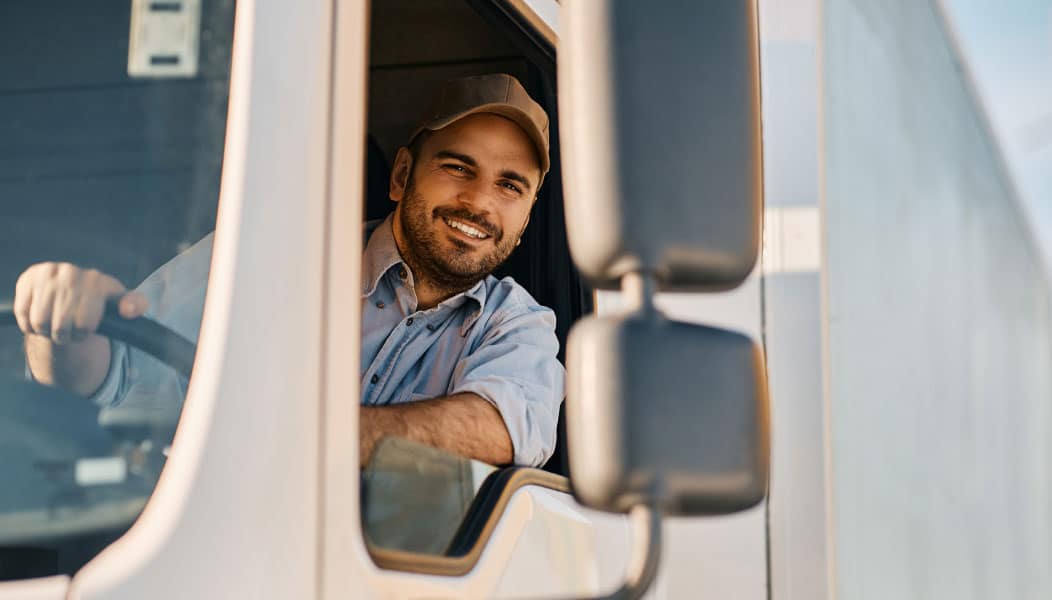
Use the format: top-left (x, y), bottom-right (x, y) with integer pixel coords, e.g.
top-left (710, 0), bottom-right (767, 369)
top-left (0, 299), bottom-right (197, 444)
top-left (0, 302), bottom-right (196, 379)
top-left (0, 301), bottom-right (197, 571)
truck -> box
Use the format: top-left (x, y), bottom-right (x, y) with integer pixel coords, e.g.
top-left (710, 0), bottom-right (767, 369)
top-left (2, 0), bottom-right (1049, 599)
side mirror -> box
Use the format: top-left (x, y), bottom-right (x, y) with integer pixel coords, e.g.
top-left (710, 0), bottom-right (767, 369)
top-left (559, 0), bottom-right (763, 292)
top-left (566, 307), bottom-right (769, 517)
top-left (559, 0), bottom-right (765, 597)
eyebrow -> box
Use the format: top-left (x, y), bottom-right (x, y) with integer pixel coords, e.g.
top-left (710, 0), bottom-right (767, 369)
top-left (499, 169), bottom-right (533, 192)
top-left (434, 150), bottom-right (477, 168)
top-left (434, 150), bottom-right (535, 192)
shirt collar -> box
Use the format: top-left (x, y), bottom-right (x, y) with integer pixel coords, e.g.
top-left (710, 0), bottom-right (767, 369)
top-left (361, 216), bottom-right (488, 330)
top-left (361, 216), bottom-right (403, 297)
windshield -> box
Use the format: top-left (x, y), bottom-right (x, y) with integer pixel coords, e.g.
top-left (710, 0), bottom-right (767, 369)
top-left (0, 0), bottom-right (235, 580)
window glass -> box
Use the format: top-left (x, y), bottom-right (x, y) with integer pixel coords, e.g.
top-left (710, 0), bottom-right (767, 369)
top-left (362, 438), bottom-right (496, 556)
top-left (0, 0), bottom-right (235, 579)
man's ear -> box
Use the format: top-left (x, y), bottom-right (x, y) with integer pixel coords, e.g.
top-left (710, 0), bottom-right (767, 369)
top-left (389, 147), bottom-right (413, 203)
top-left (515, 214), bottom-right (531, 247)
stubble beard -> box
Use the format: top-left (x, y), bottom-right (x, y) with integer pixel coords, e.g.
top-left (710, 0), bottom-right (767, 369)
top-left (397, 182), bottom-right (519, 296)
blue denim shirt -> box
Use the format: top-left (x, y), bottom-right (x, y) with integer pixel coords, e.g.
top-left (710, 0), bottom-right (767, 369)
top-left (89, 217), bottom-right (565, 466)
top-left (359, 217), bottom-right (564, 466)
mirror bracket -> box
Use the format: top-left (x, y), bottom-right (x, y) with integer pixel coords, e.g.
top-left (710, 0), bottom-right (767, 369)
top-left (608, 503), bottom-right (662, 600)
top-left (619, 271), bottom-right (657, 315)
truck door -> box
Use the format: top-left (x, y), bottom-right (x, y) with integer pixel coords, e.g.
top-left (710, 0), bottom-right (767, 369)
top-left (0, 1), bottom-right (771, 599)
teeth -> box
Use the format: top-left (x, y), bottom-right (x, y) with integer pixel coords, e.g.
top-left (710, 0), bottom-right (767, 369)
top-left (444, 217), bottom-right (489, 239)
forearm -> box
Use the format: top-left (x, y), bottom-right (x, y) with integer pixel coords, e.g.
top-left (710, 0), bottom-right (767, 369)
top-left (25, 334), bottom-right (112, 397)
top-left (359, 393), bottom-right (514, 466)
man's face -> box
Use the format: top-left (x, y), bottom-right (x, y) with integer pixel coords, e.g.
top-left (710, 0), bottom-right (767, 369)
top-left (390, 112), bottom-right (541, 292)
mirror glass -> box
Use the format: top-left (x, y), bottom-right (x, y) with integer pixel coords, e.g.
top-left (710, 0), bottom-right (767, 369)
top-left (559, 1), bottom-right (763, 291)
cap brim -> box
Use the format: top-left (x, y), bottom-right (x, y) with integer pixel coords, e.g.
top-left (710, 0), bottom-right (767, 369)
top-left (412, 103), bottom-right (550, 176)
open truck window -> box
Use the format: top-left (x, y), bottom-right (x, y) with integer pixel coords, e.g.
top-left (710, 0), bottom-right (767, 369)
top-left (0, 0), bottom-right (235, 580)
top-left (358, 0), bottom-right (589, 568)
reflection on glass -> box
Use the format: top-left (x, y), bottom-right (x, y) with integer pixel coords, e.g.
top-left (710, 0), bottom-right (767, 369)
top-left (0, 0), bottom-right (235, 580)
top-left (362, 437), bottom-right (496, 555)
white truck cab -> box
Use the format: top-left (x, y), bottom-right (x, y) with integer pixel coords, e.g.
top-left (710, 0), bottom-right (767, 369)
top-left (3, 1), bottom-right (1049, 599)
top-left (1, 1), bottom-right (769, 597)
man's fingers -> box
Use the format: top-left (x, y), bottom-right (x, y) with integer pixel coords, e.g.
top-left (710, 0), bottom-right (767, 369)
top-left (51, 308), bottom-right (73, 343)
top-left (27, 282), bottom-right (56, 338)
top-left (13, 262), bottom-right (136, 342)
top-left (12, 274), bottom-right (33, 335)
top-left (50, 266), bottom-right (84, 344)
top-left (117, 292), bottom-right (148, 319)
top-left (71, 293), bottom-right (107, 341)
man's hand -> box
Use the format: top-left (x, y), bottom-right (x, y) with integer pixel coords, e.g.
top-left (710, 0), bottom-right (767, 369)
top-left (359, 393), bottom-right (514, 467)
top-left (14, 262), bottom-right (148, 397)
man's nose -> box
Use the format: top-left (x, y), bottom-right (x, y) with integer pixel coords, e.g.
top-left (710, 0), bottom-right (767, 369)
top-left (456, 179), bottom-right (494, 214)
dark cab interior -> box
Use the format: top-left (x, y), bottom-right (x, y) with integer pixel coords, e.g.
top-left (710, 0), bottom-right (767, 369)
top-left (366, 0), bottom-right (591, 477)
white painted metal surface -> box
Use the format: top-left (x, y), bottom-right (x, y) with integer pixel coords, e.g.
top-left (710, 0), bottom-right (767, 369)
top-left (492, 488), bottom-right (633, 598)
top-left (758, 1), bottom-right (834, 599)
top-left (824, 1), bottom-right (1052, 599)
top-left (0, 577), bottom-right (68, 600)
top-left (764, 207), bottom-right (821, 275)
top-left (66, 0), bottom-right (334, 597)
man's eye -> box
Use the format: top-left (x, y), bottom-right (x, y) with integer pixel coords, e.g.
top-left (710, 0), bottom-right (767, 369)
top-left (501, 182), bottom-right (523, 194)
top-left (443, 164), bottom-right (468, 174)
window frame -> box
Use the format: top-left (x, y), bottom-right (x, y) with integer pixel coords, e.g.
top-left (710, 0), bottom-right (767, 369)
top-left (324, 0), bottom-right (578, 586)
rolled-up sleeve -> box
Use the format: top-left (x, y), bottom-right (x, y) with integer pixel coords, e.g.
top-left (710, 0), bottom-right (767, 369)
top-left (87, 340), bottom-right (130, 407)
top-left (449, 306), bottom-right (565, 467)
top-left (25, 339), bottom-right (129, 408)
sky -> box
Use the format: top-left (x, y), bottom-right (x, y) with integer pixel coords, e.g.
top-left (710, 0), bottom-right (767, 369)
top-left (940, 0), bottom-right (1052, 271)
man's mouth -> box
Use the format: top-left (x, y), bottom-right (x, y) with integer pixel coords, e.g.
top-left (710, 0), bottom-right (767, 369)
top-left (443, 217), bottom-right (491, 240)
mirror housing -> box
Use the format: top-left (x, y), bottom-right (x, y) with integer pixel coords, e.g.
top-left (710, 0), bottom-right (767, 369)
top-left (566, 308), bottom-right (769, 516)
top-left (558, 0), bottom-right (763, 291)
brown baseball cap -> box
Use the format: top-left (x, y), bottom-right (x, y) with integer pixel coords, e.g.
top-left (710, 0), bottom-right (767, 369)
top-left (410, 73), bottom-right (551, 178)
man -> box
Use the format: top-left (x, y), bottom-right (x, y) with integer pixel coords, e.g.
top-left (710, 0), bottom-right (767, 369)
top-left (13, 73), bottom-right (563, 467)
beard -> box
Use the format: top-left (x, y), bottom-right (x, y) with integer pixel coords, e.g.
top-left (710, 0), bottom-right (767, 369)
top-left (396, 181), bottom-right (520, 295)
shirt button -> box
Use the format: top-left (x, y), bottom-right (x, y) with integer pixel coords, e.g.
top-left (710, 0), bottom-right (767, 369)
top-left (406, 318), bottom-right (414, 326)
top-left (370, 374), bottom-right (379, 384)
top-left (426, 324), bottom-right (435, 331)
top-left (376, 301), bottom-right (385, 309)
top-left (399, 268), bottom-right (408, 279)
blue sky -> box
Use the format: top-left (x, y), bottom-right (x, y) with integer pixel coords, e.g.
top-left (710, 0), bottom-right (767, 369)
top-left (941, 0), bottom-right (1052, 269)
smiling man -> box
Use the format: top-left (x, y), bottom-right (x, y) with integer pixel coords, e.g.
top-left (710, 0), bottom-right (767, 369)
top-left (358, 74), bottom-right (562, 467)
top-left (14, 73), bottom-right (564, 468)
